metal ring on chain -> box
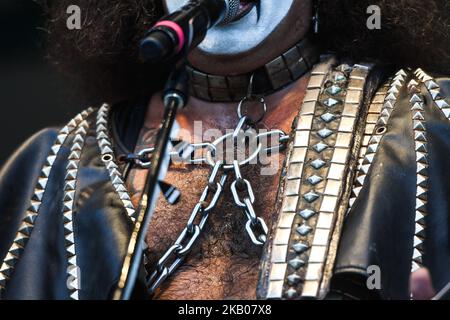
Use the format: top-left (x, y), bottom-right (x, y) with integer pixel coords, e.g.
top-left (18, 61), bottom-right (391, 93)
top-left (237, 96), bottom-right (267, 125)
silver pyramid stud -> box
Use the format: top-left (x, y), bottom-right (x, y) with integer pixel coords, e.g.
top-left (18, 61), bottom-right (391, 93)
top-left (376, 117), bottom-right (388, 126)
top-left (425, 80), bottom-right (439, 90)
top-left (289, 258), bottom-right (305, 270)
top-left (32, 189), bottom-right (45, 202)
top-left (380, 109), bottom-right (391, 117)
top-left (411, 102), bottom-right (424, 111)
top-left (112, 176), bottom-right (124, 185)
top-left (362, 154), bottom-right (375, 165)
top-left (385, 93), bottom-right (397, 101)
top-left (313, 142), bottom-right (328, 153)
top-left (435, 99), bottom-right (449, 109)
top-left (74, 114), bottom-right (83, 122)
top-left (37, 177), bottom-right (48, 190)
top-left (97, 124), bottom-right (107, 132)
top-left (326, 85), bottom-right (342, 95)
top-left (416, 152), bottom-right (428, 164)
top-left (413, 120), bottom-right (426, 131)
top-left (415, 224), bottom-right (425, 238)
top-left (415, 132), bottom-right (427, 142)
top-left (287, 273), bottom-right (302, 285)
top-left (307, 175), bottom-right (323, 186)
top-left (416, 198), bottom-right (426, 212)
top-left (296, 224), bottom-right (312, 236)
top-left (41, 166), bottom-right (52, 178)
top-left (417, 162), bottom-right (428, 175)
top-left (415, 211), bottom-right (425, 225)
top-left (415, 142), bottom-right (427, 153)
top-left (68, 151), bottom-right (81, 160)
top-left (292, 242), bottom-right (308, 254)
top-left (367, 144), bottom-right (378, 154)
top-left (352, 186), bottom-right (362, 197)
top-left (73, 135), bottom-right (84, 144)
top-left (323, 98), bottom-right (339, 108)
top-left (388, 86), bottom-right (399, 94)
top-left (46, 155), bottom-right (57, 166)
top-left (70, 291), bottom-right (79, 300)
top-left (56, 134), bottom-right (66, 144)
top-left (384, 101), bottom-right (395, 109)
top-left (413, 249), bottom-right (422, 264)
top-left (391, 79), bottom-right (402, 88)
top-left (356, 175), bottom-right (366, 187)
top-left (408, 79), bottom-right (418, 87)
top-left (410, 94), bottom-right (422, 103)
top-left (51, 145), bottom-right (61, 154)
top-left (97, 131), bottom-right (108, 140)
top-left (303, 191), bottom-right (319, 203)
top-left (317, 128), bottom-right (333, 139)
top-left (360, 164), bottom-right (371, 174)
top-left (417, 174), bottom-right (427, 187)
top-left (311, 159), bottom-right (326, 170)
top-left (411, 262), bottom-right (420, 273)
top-left (416, 186), bottom-right (427, 201)
top-left (369, 135), bottom-right (381, 144)
top-left (101, 146), bottom-right (114, 155)
top-left (414, 236), bottom-right (423, 250)
top-left (442, 108), bottom-right (450, 118)
top-left (412, 112), bottom-right (425, 121)
top-left (429, 89), bottom-right (440, 100)
top-left (60, 126), bottom-right (70, 134)
top-left (299, 209), bottom-right (316, 220)
top-left (68, 119), bottom-right (78, 128)
top-left (320, 113), bottom-right (336, 123)
top-left (285, 288), bottom-right (297, 299)
top-left (397, 69), bottom-right (407, 77)
top-left (29, 200), bottom-right (40, 213)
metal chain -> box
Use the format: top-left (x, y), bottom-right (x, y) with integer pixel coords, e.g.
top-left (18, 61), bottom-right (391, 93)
top-left (144, 94), bottom-right (290, 295)
top-left (146, 161), bottom-right (227, 294)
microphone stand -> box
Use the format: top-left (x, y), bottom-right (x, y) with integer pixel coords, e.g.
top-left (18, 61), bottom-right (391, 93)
top-left (113, 61), bottom-right (189, 300)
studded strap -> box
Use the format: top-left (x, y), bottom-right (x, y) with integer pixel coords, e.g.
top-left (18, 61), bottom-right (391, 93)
top-left (63, 117), bottom-right (92, 300)
top-left (187, 38), bottom-right (318, 102)
top-left (262, 56), bottom-right (374, 300)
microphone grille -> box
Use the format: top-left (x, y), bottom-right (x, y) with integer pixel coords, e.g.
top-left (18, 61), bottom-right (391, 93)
top-left (221, 0), bottom-right (240, 25)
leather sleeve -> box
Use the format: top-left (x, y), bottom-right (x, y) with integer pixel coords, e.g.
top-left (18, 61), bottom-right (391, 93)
top-left (332, 74), bottom-right (450, 300)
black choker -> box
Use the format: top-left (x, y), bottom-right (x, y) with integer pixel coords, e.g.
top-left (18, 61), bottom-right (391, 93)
top-left (187, 38), bottom-right (318, 102)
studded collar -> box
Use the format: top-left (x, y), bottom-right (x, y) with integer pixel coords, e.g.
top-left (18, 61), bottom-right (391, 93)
top-left (187, 38), bottom-right (319, 102)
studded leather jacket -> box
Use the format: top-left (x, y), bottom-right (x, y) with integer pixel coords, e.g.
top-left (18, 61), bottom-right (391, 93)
top-left (0, 57), bottom-right (449, 300)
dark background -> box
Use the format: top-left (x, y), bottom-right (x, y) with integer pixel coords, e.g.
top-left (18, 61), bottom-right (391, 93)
top-left (0, 0), bottom-right (86, 166)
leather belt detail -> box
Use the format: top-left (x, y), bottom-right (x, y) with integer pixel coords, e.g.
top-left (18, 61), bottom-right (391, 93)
top-left (259, 56), bottom-right (373, 300)
top-left (187, 38), bottom-right (319, 102)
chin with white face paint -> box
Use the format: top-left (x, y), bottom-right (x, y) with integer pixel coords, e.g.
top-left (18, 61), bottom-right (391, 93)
top-left (164, 0), bottom-right (312, 75)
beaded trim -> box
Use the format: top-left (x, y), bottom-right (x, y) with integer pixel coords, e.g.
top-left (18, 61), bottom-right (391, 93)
top-left (96, 104), bottom-right (136, 221)
top-left (264, 58), bottom-right (372, 300)
top-left (0, 107), bottom-right (95, 296)
top-left (63, 118), bottom-right (92, 300)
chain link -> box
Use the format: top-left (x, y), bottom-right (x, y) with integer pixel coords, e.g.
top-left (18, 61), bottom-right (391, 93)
top-left (146, 161), bottom-right (227, 294)
top-left (230, 160), bottom-right (268, 246)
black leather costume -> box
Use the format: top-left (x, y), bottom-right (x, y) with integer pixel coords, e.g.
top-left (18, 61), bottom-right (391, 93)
top-left (0, 57), bottom-right (449, 300)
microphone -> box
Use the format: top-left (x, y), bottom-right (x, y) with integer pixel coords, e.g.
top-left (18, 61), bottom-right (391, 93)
top-left (140, 0), bottom-right (240, 63)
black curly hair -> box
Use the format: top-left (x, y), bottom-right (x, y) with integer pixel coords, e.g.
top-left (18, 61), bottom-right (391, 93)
top-left (40, 0), bottom-right (450, 102)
